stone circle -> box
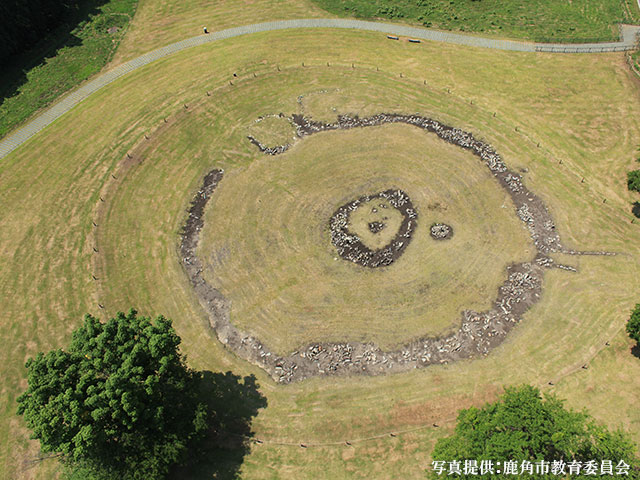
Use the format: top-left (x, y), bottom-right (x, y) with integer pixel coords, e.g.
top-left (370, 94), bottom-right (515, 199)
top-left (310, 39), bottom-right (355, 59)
top-left (329, 189), bottom-right (417, 268)
top-left (180, 111), bottom-right (613, 383)
top-left (430, 223), bottom-right (454, 240)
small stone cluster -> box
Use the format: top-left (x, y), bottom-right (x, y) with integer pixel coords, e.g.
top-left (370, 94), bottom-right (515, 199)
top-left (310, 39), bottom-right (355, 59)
top-left (368, 221), bottom-right (385, 233)
top-left (329, 189), bottom-right (417, 268)
top-left (430, 223), bottom-right (453, 240)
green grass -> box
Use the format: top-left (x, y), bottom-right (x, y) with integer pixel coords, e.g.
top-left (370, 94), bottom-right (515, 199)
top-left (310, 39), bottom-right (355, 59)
top-left (2, 26), bottom-right (640, 479)
top-left (311, 0), bottom-right (639, 42)
top-left (0, 0), bottom-right (138, 139)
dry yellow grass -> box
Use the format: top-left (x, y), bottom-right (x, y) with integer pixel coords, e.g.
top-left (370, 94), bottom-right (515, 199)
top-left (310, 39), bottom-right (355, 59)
top-left (111, 0), bottom-right (330, 64)
top-left (198, 121), bottom-right (532, 353)
top-left (1, 27), bottom-right (640, 479)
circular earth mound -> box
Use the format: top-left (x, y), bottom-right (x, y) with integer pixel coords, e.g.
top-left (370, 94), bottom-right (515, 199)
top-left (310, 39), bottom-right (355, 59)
top-left (329, 189), bottom-right (417, 268)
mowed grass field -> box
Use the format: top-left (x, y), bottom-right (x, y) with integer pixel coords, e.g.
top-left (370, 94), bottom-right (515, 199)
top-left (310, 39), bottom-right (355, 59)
top-left (1, 27), bottom-right (640, 480)
top-left (197, 120), bottom-right (532, 353)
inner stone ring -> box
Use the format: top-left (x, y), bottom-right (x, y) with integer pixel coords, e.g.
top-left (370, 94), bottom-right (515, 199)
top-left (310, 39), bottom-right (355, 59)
top-left (329, 189), bottom-right (418, 268)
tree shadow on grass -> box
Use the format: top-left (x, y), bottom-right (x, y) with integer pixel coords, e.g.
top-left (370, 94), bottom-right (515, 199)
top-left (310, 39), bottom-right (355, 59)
top-left (632, 202), bottom-right (640, 219)
top-left (173, 371), bottom-right (268, 480)
top-left (0, 0), bottom-right (110, 114)
top-left (632, 344), bottom-right (640, 359)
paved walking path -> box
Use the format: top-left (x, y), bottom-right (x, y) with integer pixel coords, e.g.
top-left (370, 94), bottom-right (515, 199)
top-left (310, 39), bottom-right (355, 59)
top-left (1, 19), bottom-right (639, 160)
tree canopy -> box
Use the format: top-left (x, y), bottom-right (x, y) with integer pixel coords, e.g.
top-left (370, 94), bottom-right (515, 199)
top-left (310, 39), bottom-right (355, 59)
top-left (629, 170), bottom-right (640, 193)
top-left (17, 309), bottom-right (208, 480)
top-left (430, 385), bottom-right (639, 479)
top-left (627, 304), bottom-right (640, 345)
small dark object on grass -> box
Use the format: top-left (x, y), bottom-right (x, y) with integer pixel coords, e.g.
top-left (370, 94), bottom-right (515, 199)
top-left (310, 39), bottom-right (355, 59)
top-left (548, 381), bottom-right (554, 385)
top-left (408, 38), bottom-right (421, 43)
top-left (300, 444), bottom-right (307, 448)
top-left (345, 441), bottom-right (352, 446)
top-left (233, 72), bottom-right (237, 77)
top-left (582, 364), bottom-right (588, 369)
top-left (203, 26), bottom-right (208, 34)
top-left (433, 423), bottom-right (439, 428)
top-left (390, 433), bottom-right (397, 437)
top-left (387, 35), bottom-right (399, 40)
top-left (92, 221), bottom-right (97, 227)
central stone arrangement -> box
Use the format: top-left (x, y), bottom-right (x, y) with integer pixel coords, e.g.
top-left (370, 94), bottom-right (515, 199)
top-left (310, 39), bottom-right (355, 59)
top-left (329, 189), bottom-right (417, 267)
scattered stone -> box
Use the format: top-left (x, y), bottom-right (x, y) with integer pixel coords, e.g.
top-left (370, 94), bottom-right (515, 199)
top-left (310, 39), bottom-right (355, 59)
top-left (368, 221), bottom-right (385, 233)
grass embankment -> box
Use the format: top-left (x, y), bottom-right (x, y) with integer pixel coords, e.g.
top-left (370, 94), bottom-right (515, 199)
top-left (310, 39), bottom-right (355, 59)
top-left (312, 0), bottom-right (640, 42)
top-left (0, 0), bottom-right (138, 139)
top-left (2, 28), bottom-right (640, 479)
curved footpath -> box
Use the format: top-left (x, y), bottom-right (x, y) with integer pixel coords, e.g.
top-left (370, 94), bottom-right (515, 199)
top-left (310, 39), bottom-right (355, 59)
top-left (0, 19), bottom-right (639, 160)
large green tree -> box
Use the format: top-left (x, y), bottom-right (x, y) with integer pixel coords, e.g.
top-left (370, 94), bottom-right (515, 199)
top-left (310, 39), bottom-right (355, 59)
top-left (627, 304), bottom-right (640, 345)
top-left (17, 309), bottom-right (208, 480)
top-left (430, 385), bottom-right (639, 479)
